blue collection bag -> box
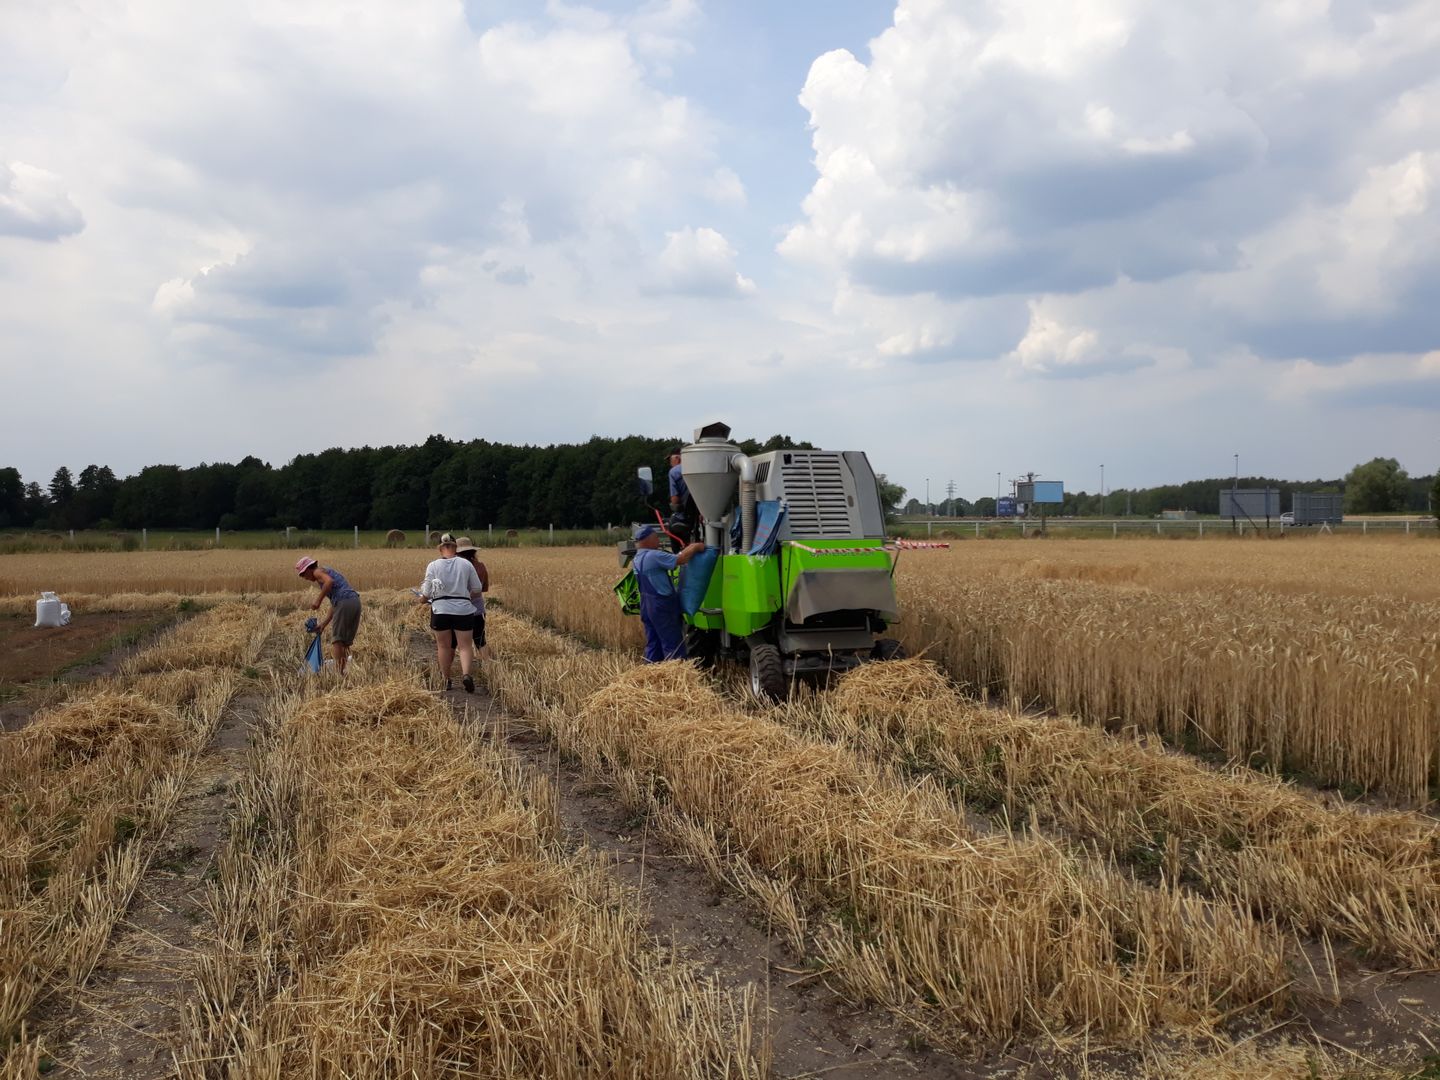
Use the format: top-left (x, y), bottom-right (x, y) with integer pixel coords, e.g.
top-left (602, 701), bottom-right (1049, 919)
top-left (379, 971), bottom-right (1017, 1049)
top-left (304, 632), bottom-right (324, 674)
top-left (679, 547), bottom-right (719, 616)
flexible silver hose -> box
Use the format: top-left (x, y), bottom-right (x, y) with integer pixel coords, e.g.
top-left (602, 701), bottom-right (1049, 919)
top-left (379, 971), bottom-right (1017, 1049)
top-left (733, 453), bottom-right (756, 553)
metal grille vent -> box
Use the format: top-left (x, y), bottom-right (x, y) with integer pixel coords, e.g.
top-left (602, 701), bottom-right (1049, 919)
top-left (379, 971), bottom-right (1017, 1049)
top-left (781, 455), bottom-right (852, 537)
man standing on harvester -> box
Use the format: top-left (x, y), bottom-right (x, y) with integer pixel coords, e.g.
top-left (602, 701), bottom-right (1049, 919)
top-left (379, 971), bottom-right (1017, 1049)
top-left (631, 523), bottom-right (705, 661)
top-left (669, 447), bottom-right (704, 545)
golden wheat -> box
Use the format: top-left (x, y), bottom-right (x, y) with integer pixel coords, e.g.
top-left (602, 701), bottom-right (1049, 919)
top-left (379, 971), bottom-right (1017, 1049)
top-left (434, 544), bottom-right (1440, 803)
top-left (897, 576), bottom-right (1440, 801)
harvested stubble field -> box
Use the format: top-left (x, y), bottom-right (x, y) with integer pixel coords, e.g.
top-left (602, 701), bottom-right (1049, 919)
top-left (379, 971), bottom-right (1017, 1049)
top-left (479, 607), bottom-right (1440, 1076)
top-left (0, 603), bottom-right (272, 1073)
top-left (1, 538), bottom-right (1439, 1077)
top-left (183, 678), bottom-right (761, 1078)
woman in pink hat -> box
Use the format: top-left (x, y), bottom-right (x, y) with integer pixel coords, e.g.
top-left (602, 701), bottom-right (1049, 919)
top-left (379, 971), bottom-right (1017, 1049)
top-left (296, 556), bottom-right (362, 676)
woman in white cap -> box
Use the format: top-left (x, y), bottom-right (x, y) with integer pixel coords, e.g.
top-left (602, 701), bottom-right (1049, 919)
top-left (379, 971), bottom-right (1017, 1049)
top-left (296, 556), bottom-right (362, 676)
top-left (418, 533), bottom-right (482, 692)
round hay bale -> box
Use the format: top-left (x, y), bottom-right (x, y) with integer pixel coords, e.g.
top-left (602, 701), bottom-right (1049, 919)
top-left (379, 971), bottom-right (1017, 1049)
top-left (504, 529), bottom-right (519, 540)
top-left (386, 529), bottom-right (406, 547)
top-left (427, 531), bottom-right (441, 545)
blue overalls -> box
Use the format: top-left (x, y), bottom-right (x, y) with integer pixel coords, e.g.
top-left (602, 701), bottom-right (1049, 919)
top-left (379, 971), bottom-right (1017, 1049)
top-left (632, 547), bottom-right (687, 662)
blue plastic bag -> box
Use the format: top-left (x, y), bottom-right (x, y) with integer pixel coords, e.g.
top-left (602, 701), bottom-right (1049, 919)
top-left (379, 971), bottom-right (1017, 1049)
top-left (304, 633), bottom-right (323, 674)
top-left (679, 548), bottom-right (719, 616)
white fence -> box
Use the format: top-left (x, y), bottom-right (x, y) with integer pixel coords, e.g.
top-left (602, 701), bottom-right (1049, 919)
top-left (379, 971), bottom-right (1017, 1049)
top-left (898, 517), bottom-right (1436, 539)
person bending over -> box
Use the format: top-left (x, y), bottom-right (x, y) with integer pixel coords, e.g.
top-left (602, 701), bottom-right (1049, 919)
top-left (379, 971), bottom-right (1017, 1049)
top-left (296, 556), bottom-right (362, 677)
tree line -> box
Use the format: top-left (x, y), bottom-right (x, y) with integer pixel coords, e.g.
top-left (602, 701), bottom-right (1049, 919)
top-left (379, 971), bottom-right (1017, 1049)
top-left (3, 443), bottom-right (1430, 533)
top-left (0, 433), bottom-right (816, 532)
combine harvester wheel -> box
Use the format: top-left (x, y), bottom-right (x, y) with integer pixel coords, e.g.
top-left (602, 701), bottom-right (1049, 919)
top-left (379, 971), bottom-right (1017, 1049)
top-left (748, 642), bottom-right (786, 702)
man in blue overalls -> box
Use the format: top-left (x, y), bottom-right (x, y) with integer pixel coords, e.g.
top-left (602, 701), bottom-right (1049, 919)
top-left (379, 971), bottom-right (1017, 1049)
top-left (631, 523), bottom-right (706, 662)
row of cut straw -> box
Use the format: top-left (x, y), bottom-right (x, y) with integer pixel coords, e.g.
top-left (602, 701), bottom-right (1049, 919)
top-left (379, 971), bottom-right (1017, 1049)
top-left (178, 654), bottom-right (761, 1078)
top-left (481, 610), bottom-right (1293, 1051)
top-left (0, 603), bottom-right (273, 1068)
top-left (781, 658), bottom-right (1440, 967)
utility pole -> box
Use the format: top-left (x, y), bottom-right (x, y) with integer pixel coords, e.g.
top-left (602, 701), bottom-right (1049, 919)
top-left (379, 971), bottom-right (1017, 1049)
top-left (925, 477), bottom-right (930, 516)
top-left (1233, 453), bottom-right (1240, 534)
top-left (1100, 464), bottom-right (1105, 518)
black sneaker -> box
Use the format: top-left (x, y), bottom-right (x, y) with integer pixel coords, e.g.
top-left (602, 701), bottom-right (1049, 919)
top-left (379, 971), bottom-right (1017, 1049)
top-left (444, 678), bottom-right (453, 691)
top-left (462, 675), bottom-right (474, 694)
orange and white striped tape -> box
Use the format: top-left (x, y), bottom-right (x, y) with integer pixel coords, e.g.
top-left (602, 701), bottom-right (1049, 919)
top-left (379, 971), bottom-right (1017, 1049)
top-left (783, 540), bottom-right (950, 556)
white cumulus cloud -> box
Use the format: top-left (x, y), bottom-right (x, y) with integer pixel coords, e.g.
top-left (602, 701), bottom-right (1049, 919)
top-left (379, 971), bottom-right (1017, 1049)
top-left (656, 226), bottom-right (756, 297)
top-left (0, 162), bottom-right (84, 241)
top-left (783, 0), bottom-right (1440, 382)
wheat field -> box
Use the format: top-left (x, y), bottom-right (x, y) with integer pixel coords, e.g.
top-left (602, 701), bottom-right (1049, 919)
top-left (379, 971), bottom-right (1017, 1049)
top-left (6, 539), bottom-right (1439, 800)
top-left (2, 538), bottom-right (1438, 1076)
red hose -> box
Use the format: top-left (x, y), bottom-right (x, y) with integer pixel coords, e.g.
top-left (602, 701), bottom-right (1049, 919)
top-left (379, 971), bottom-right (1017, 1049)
top-left (653, 508), bottom-right (686, 546)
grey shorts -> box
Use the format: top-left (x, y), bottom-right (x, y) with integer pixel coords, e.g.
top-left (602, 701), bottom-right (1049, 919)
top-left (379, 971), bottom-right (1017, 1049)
top-left (330, 597), bottom-right (362, 645)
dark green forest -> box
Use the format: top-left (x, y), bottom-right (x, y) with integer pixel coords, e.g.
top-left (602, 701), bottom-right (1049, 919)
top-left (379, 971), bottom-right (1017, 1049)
top-left (0, 434), bottom-right (813, 531)
top-left (3, 440), bottom-right (1432, 532)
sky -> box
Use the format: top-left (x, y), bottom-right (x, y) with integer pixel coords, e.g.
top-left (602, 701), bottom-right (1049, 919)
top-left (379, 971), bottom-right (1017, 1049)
top-left (3, 0), bottom-right (1439, 505)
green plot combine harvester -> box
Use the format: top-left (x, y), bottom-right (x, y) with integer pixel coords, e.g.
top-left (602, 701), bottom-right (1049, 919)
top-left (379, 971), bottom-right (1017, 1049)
top-left (617, 421), bottom-right (907, 701)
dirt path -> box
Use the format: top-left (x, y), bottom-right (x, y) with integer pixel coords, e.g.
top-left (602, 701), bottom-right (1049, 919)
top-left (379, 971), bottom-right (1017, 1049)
top-left (40, 691), bottom-right (260, 1078)
top-left (434, 674), bottom-right (1017, 1079)
top-left (0, 612), bottom-right (181, 732)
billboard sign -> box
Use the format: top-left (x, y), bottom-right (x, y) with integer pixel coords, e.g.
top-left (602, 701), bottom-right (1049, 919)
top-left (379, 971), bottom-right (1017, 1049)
top-left (1017, 480), bottom-right (1065, 504)
top-left (1218, 488), bottom-right (1280, 519)
top-left (1292, 493), bottom-right (1343, 525)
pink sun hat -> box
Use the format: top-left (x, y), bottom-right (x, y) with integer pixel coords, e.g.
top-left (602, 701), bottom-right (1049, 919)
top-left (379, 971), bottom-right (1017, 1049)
top-left (295, 556), bottom-right (318, 576)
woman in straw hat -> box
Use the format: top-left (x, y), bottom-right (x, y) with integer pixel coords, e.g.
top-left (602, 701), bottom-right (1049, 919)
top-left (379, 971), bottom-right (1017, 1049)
top-left (453, 537), bottom-right (491, 661)
top-left (418, 533), bottom-right (482, 692)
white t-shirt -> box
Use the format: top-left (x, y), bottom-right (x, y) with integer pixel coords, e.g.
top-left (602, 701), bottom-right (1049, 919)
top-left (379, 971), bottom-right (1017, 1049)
top-left (420, 556), bottom-right (481, 616)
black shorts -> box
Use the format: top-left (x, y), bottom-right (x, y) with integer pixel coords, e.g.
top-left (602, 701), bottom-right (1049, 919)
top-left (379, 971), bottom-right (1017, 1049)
top-left (430, 612), bottom-right (475, 633)
top-left (448, 613), bottom-right (486, 649)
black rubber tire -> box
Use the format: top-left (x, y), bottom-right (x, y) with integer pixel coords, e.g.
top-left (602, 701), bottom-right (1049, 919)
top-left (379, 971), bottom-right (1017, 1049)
top-left (748, 643), bottom-right (787, 702)
top-left (686, 626), bottom-right (719, 670)
top-left (872, 637), bottom-right (907, 661)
